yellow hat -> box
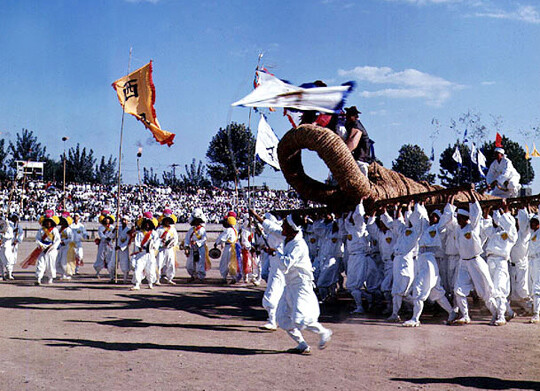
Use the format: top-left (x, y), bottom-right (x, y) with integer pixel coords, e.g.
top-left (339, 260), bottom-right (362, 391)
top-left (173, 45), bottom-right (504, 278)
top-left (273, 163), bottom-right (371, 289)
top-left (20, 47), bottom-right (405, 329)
top-left (227, 216), bottom-right (237, 226)
top-left (39, 210), bottom-right (60, 226)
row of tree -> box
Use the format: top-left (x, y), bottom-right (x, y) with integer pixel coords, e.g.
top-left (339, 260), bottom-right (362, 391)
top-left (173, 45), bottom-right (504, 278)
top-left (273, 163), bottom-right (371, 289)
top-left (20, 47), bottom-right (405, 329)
top-left (2, 118), bottom-right (534, 190)
top-left (0, 129), bottom-right (117, 185)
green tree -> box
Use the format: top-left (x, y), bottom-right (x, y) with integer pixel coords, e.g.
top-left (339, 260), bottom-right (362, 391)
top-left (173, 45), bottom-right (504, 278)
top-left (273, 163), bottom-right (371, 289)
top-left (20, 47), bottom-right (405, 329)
top-left (162, 167), bottom-right (182, 189)
top-left (94, 155), bottom-right (118, 185)
top-left (206, 122), bottom-right (264, 185)
top-left (481, 135), bottom-right (534, 185)
top-left (438, 142), bottom-right (483, 187)
top-left (143, 167), bottom-right (160, 187)
top-left (180, 159), bottom-right (211, 188)
top-left (8, 128), bottom-right (48, 168)
top-left (43, 158), bottom-right (62, 182)
top-left (392, 144), bottom-right (435, 184)
top-left (65, 143), bottom-right (96, 183)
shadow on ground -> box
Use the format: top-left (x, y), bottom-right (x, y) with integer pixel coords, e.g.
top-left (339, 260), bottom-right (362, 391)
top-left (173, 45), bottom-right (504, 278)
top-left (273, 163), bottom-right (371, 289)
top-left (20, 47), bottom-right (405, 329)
top-left (391, 376), bottom-right (540, 390)
top-left (12, 337), bottom-right (284, 356)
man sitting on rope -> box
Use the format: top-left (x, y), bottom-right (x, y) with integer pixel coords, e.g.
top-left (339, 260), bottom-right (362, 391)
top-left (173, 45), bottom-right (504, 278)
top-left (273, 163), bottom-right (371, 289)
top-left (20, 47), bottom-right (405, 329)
top-left (486, 148), bottom-right (521, 198)
top-left (344, 106), bottom-right (374, 177)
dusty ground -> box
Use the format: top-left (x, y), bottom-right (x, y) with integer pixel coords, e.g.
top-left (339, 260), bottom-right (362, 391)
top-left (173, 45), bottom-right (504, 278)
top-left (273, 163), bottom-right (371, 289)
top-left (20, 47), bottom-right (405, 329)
top-left (0, 242), bottom-right (539, 391)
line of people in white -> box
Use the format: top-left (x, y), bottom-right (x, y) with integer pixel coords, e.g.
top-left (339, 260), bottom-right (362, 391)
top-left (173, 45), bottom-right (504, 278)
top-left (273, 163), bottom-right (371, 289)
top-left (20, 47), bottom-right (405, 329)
top-left (295, 189), bottom-right (539, 326)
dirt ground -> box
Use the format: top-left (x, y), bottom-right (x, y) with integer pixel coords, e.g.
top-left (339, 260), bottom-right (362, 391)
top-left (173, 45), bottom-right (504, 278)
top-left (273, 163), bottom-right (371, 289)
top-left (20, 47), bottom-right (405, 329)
top-left (0, 242), bottom-right (539, 391)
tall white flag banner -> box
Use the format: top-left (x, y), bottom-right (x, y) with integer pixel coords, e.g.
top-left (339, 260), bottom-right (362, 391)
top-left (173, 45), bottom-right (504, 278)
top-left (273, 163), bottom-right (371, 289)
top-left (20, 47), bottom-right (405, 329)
top-left (452, 145), bottom-right (462, 165)
top-left (256, 114), bottom-right (281, 171)
top-left (232, 70), bottom-right (355, 114)
top-left (477, 148), bottom-right (487, 177)
top-left (470, 142), bottom-right (478, 164)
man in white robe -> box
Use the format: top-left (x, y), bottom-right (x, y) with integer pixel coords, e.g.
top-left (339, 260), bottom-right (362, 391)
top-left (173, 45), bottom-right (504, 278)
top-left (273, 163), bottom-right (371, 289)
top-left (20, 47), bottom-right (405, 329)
top-left (275, 214), bottom-right (332, 355)
top-left (486, 148), bottom-right (521, 198)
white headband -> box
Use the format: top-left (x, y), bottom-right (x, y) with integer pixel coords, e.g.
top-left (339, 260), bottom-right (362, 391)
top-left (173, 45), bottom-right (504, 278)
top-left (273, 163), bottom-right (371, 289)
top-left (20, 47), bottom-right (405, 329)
top-left (457, 209), bottom-right (469, 217)
top-left (286, 214), bottom-right (301, 231)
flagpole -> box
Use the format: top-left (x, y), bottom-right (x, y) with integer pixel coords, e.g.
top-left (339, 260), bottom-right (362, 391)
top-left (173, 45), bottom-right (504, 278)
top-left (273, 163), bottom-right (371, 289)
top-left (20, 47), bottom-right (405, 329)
top-left (113, 47), bottom-right (133, 284)
top-left (249, 52), bottom-right (264, 210)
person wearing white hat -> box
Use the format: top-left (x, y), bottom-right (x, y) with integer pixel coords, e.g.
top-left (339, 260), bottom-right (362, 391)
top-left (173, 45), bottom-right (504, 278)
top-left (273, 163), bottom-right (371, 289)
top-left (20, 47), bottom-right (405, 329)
top-left (274, 214), bottom-right (332, 354)
top-left (402, 202), bottom-right (459, 327)
top-left (444, 192), bottom-right (497, 324)
top-left (526, 214), bottom-right (540, 323)
top-left (185, 208), bottom-right (209, 282)
top-left (482, 201), bottom-right (518, 326)
top-left (250, 208), bottom-right (285, 331)
top-left (509, 207), bottom-right (533, 315)
top-left (387, 202), bottom-right (422, 322)
top-left (367, 207), bottom-right (395, 315)
top-left (486, 148), bottom-right (521, 198)
top-left (313, 213), bottom-right (343, 303)
top-left (343, 201), bottom-right (371, 315)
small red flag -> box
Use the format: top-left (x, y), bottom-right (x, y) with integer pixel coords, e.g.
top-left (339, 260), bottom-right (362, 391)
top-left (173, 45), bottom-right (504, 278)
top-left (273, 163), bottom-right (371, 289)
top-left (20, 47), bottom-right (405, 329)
top-left (495, 133), bottom-right (503, 148)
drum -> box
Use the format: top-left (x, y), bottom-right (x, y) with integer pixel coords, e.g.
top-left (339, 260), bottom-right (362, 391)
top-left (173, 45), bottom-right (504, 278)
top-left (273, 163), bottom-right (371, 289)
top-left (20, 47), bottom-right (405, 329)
top-left (209, 247), bottom-right (222, 259)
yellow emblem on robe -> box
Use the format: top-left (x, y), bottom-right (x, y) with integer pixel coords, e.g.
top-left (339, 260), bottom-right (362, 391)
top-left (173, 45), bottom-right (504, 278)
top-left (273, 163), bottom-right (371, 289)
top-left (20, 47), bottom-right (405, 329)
top-left (405, 229), bottom-right (412, 237)
top-left (464, 232), bottom-right (472, 240)
top-left (385, 237), bottom-right (392, 244)
top-left (347, 234), bottom-right (352, 241)
top-left (532, 235), bottom-right (537, 242)
top-left (331, 238), bottom-right (338, 243)
top-left (310, 238), bottom-right (316, 244)
top-left (429, 230), bottom-right (436, 238)
top-left (501, 233), bottom-right (509, 241)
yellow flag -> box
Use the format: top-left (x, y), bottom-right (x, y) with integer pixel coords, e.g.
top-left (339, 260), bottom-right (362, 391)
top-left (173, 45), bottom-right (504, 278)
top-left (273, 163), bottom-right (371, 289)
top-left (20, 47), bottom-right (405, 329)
top-left (112, 61), bottom-right (175, 146)
top-left (532, 143), bottom-right (540, 157)
top-left (525, 144), bottom-right (531, 159)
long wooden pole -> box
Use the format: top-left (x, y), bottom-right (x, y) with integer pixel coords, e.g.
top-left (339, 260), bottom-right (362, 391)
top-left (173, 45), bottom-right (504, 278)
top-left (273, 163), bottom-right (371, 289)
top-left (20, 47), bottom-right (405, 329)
top-left (113, 47), bottom-right (132, 284)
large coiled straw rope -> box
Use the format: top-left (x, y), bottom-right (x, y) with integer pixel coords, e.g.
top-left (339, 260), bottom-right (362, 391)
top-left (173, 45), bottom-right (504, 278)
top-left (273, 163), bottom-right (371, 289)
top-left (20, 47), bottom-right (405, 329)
top-left (278, 124), bottom-right (493, 209)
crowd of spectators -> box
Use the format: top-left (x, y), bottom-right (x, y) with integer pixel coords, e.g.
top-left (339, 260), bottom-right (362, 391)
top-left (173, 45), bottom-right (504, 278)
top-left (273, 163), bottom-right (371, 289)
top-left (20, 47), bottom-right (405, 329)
top-left (0, 180), bottom-right (307, 223)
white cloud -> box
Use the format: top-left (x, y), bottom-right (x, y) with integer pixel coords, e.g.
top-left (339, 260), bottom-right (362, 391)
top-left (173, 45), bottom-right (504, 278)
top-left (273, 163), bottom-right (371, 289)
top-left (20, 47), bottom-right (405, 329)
top-left (474, 5), bottom-right (540, 24)
top-left (481, 81), bottom-right (496, 86)
top-left (338, 66), bottom-right (465, 106)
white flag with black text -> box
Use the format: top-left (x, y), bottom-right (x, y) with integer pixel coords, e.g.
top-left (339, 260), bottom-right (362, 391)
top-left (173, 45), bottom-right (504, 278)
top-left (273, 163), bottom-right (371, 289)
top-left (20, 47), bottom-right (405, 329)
top-left (256, 114), bottom-right (280, 171)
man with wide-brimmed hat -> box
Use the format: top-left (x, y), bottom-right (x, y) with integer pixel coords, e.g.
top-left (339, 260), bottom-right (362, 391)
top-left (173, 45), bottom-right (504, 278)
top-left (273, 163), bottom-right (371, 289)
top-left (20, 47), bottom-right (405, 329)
top-left (131, 212), bottom-right (159, 290)
top-left (35, 210), bottom-right (61, 285)
top-left (486, 147), bottom-right (521, 198)
top-left (94, 210), bottom-right (116, 279)
top-left (344, 105), bottom-right (372, 177)
top-left (108, 215), bottom-right (133, 283)
top-left (156, 209), bottom-right (179, 285)
top-left (56, 212), bottom-right (75, 280)
top-left (184, 208), bottom-right (209, 282)
top-left (214, 213), bottom-right (240, 284)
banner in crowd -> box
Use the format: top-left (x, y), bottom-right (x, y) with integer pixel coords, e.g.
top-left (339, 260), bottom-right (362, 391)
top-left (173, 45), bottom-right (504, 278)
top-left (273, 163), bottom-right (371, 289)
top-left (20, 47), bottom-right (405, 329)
top-left (255, 114), bottom-right (280, 171)
top-left (112, 61), bottom-right (175, 146)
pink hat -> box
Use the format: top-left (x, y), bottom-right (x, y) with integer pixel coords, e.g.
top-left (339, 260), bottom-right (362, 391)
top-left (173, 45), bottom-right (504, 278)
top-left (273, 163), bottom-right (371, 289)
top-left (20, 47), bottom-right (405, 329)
top-left (143, 211), bottom-right (153, 219)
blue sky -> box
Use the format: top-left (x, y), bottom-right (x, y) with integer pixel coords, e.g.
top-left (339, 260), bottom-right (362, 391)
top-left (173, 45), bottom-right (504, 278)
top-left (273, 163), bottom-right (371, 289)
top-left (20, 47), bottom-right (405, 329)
top-left (2, 0), bottom-right (540, 190)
